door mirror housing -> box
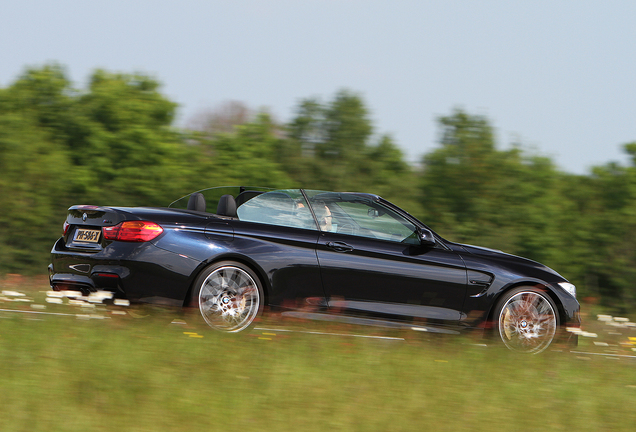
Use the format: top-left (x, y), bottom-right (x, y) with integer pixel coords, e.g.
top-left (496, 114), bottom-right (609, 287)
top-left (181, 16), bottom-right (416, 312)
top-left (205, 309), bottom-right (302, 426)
top-left (418, 227), bottom-right (436, 247)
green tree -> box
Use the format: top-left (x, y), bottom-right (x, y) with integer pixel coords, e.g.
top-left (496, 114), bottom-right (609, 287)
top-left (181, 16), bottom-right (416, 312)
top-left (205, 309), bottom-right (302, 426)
top-left (285, 90), bottom-right (418, 201)
top-left (4, 63), bottom-right (636, 313)
top-left (190, 112), bottom-right (293, 188)
top-left (72, 70), bottom-right (191, 206)
top-left (563, 150), bottom-right (636, 309)
top-left (0, 65), bottom-right (196, 273)
top-left (420, 109), bottom-right (563, 264)
top-left (421, 111), bottom-right (636, 310)
top-left (0, 66), bottom-right (75, 272)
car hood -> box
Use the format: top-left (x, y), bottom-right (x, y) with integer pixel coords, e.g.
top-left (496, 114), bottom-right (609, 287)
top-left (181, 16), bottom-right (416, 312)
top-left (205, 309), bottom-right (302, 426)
top-left (455, 243), bottom-right (565, 281)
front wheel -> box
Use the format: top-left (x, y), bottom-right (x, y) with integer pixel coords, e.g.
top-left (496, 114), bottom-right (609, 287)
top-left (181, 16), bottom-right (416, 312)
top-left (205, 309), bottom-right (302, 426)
top-left (494, 287), bottom-right (559, 354)
top-left (189, 261), bottom-right (264, 332)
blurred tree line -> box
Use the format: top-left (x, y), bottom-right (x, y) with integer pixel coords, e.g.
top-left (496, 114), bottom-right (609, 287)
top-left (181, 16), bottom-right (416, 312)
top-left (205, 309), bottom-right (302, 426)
top-left (1, 64), bottom-right (635, 312)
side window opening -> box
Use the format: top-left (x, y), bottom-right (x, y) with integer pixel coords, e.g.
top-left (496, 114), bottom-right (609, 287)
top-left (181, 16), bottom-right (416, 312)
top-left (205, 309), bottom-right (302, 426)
top-left (304, 191), bottom-right (419, 244)
top-left (335, 201), bottom-right (418, 243)
top-left (236, 190), bottom-right (317, 230)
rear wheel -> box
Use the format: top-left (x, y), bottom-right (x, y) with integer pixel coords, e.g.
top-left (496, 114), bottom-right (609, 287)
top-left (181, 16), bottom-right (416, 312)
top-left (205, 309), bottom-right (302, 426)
top-left (494, 287), bottom-right (558, 354)
top-left (189, 261), bottom-right (264, 332)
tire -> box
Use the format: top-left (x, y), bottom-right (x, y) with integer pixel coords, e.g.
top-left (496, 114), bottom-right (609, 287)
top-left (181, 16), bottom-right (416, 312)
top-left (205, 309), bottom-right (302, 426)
top-left (189, 261), bottom-right (264, 332)
top-left (493, 287), bottom-right (559, 354)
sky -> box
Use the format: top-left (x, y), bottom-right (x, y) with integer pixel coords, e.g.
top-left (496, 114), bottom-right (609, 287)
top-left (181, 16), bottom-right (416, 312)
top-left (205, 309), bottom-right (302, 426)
top-left (2, 0), bottom-right (635, 174)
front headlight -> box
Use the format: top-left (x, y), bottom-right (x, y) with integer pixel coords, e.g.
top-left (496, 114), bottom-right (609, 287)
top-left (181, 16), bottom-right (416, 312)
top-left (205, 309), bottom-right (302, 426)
top-left (558, 282), bottom-right (576, 298)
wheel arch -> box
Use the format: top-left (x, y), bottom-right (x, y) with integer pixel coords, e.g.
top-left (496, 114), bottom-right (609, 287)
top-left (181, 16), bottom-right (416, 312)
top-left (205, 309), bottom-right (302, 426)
top-left (182, 253), bottom-right (271, 308)
top-left (485, 281), bottom-right (566, 327)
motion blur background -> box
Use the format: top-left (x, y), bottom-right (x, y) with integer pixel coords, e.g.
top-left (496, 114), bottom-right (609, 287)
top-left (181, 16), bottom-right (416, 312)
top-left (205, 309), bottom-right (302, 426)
top-left (2, 1), bottom-right (636, 312)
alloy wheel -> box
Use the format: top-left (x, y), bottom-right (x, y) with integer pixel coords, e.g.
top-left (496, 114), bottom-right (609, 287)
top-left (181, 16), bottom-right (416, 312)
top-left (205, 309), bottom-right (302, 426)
top-left (198, 265), bottom-right (261, 332)
top-left (498, 290), bottom-right (557, 354)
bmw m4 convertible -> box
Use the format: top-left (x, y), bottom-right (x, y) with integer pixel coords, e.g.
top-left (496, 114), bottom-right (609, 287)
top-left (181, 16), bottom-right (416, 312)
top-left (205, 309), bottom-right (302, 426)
top-left (50, 186), bottom-right (580, 353)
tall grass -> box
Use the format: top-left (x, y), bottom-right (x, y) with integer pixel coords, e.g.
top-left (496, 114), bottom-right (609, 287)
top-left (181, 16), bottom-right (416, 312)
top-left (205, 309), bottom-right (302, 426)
top-left (1, 275), bottom-right (635, 431)
top-left (0, 307), bottom-right (635, 432)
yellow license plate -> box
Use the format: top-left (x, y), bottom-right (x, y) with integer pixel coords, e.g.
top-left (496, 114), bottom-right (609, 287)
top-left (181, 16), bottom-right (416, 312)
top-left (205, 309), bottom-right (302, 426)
top-left (74, 228), bottom-right (101, 243)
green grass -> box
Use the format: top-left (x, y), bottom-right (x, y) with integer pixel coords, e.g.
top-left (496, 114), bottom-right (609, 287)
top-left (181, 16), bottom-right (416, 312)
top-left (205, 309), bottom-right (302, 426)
top-left (0, 277), bottom-right (635, 431)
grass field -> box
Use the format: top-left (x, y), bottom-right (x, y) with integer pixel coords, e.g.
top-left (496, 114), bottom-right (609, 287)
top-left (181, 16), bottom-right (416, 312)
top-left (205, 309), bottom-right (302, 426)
top-left (1, 275), bottom-right (635, 432)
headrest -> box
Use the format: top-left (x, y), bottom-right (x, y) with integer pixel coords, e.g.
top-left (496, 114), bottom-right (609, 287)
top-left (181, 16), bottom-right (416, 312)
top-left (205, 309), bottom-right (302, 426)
top-left (217, 194), bottom-right (237, 217)
top-left (187, 193), bottom-right (206, 212)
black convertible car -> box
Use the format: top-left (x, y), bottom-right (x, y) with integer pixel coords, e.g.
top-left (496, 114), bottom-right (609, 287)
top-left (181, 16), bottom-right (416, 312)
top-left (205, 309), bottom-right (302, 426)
top-left (49, 186), bottom-right (580, 353)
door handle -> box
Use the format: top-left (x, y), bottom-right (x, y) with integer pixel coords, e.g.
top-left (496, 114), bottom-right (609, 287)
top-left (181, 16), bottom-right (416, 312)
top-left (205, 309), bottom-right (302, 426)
top-left (326, 241), bottom-right (354, 252)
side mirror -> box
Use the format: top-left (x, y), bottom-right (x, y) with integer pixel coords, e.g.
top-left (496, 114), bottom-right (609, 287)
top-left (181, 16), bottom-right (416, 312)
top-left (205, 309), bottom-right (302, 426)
top-left (418, 227), bottom-right (436, 247)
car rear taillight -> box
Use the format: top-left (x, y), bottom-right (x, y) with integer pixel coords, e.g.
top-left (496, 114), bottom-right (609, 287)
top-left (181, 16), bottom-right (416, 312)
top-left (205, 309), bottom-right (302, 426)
top-left (63, 221), bottom-right (70, 236)
top-left (103, 221), bottom-right (164, 242)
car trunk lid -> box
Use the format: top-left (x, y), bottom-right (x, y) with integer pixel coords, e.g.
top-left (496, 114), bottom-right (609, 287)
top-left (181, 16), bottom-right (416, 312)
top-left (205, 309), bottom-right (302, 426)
top-left (64, 205), bottom-right (131, 251)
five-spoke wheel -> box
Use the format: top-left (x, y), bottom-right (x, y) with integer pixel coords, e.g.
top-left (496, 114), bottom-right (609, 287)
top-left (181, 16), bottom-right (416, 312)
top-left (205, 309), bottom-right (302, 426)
top-left (190, 261), bottom-right (263, 332)
top-left (495, 287), bottom-right (558, 354)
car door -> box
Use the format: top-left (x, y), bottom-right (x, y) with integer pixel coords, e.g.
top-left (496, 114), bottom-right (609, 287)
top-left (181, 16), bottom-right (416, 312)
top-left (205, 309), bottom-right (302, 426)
top-left (308, 192), bottom-right (468, 323)
top-left (234, 189), bottom-right (325, 306)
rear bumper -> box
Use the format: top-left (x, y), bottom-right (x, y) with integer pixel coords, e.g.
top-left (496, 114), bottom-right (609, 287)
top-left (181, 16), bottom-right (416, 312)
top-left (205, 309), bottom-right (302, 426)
top-left (49, 269), bottom-right (123, 296)
top-left (49, 237), bottom-right (200, 306)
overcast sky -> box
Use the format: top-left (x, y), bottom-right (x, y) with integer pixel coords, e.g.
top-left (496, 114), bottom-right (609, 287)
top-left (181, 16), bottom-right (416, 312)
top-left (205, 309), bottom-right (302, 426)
top-left (2, 1), bottom-right (635, 174)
